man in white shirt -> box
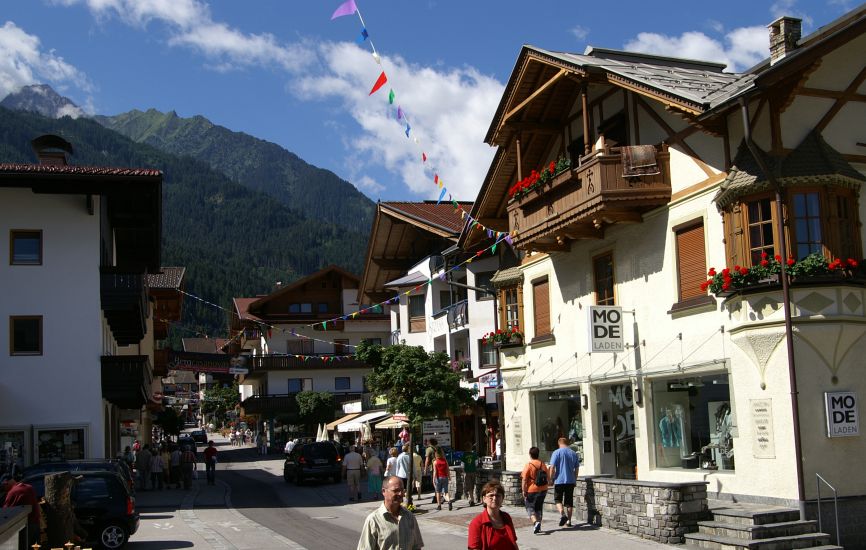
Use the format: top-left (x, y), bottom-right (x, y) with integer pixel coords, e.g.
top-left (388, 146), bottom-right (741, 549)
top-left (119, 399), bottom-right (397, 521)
top-left (343, 445), bottom-right (364, 502)
top-left (284, 438), bottom-right (297, 455)
top-left (357, 476), bottom-right (424, 550)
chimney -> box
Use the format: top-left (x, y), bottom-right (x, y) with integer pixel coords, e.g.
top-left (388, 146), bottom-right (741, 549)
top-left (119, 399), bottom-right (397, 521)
top-left (31, 134), bottom-right (73, 166)
top-left (768, 16), bottom-right (801, 65)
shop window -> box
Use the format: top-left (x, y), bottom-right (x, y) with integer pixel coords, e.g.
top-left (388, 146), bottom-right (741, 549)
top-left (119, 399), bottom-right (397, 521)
top-left (0, 431), bottom-right (27, 476)
top-left (35, 427), bottom-right (86, 462)
top-left (674, 221), bottom-right (708, 303)
top-left (593, 253), bottom-right (615, 305)
top-left (335, 376), bottom-right (351, 391)
top-left (533, 391), bottom-right (584, 462)
top-left (10, 316), bottom-right (42, 355)
top-left (499, 285), bottom-right (523, 332)
top-left (532, 278), bottom-right (551, 338)
top-left (10, 230), bottom-right (42, 265)
top-left (651, 373), bottom-right (734, 471)
top-left (408, 294), bottom-right (426, 333)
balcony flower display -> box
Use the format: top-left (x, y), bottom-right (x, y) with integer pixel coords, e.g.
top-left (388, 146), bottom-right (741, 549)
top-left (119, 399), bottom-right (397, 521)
top-left (701, 252), bottom-right (862, 296)
top-left (508, 156), bottom-right (572, 201)
top-left (482, 327), bottom-right (524, 346)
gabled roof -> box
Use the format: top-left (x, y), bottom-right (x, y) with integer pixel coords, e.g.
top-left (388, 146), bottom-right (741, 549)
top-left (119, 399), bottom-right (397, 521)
top-left (249, 265), bottom-right (359, 310)
top-left (147, 267), bottom-right (186, 289)
top-left (380, 202), bottom-right (471, 235)
top-left (233, 297), bottom-right (262, 322)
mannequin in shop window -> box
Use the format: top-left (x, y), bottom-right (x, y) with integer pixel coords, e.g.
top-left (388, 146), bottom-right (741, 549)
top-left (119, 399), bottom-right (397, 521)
top-left (658, 407), bottom-right (682, 448)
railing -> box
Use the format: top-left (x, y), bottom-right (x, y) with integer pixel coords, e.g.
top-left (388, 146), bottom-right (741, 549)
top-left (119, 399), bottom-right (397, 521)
top-left (251, 354), bottom-right (367, 371)
top-left (816, 473), bottom-right (840, 546)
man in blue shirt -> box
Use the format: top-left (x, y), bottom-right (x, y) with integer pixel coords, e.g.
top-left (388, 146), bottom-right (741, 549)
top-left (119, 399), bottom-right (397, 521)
top-left (548, 437), bottom-right (580, 527)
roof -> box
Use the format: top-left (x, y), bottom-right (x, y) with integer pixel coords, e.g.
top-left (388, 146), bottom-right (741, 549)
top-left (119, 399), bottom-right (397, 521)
top-left (490, 267), bottom-right (523, 288)
top-left (233, 298), bottom-right (262, 322)
top-left (715, 132), bottom-right (866, 209)
top-left (381, 201), bottom-right (471, 234)
top-left (249, 265), bottom-right (359, 311)
top-left (0, 163), bottom-right (162, 177)
top-left (147, 267), bottom-right (186, 289)
top-left (384, 271), bottom-right (430, 288)
top-left (182, 338), bottom-right (229, 354)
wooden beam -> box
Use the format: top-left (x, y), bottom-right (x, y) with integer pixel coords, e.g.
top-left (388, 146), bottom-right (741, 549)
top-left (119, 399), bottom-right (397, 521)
top-left (600, 211), bottom-right (644, 224)
top-left (795, 87), bottom-right (866, 102)
top-left (503, 121), bottom-right (561, 134)
top-left (816, 65), bottom-right (866, 133)
top-left (502, 68), bottom-right (568, 125)
top-left (635, 96), bottom-right (715, 177)
top-left (560, 226), bottom-right (604, 240)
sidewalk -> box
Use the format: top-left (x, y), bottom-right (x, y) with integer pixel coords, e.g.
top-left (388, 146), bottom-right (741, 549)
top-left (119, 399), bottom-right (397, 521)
top-left (129, 435), bottom-right (674, 549)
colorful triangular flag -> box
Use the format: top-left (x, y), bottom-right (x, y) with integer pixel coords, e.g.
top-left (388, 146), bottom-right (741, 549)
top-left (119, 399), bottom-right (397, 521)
top-left (330, 0), bottom-right (358, 19)
top-left (397, 106), bottom-right (403, 120)
top-left (436, 187), bottom-right (446, 205)
top-left (356, 28), bottom-right (369, 44)
top-left (388, 89), bottom-right (395, 104)
top-left (405, 123), bottom-right (411, 137)
top-left (422, 152), bottom-right (427, 162)
top-left (369, 71), bottom-right (388, 95)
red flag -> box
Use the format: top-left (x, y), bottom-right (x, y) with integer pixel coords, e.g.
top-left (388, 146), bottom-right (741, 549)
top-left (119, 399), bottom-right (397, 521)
top-left (422, 152), bottom-right (427, 162)
top-left (369, 71), bottom-right (388, 95)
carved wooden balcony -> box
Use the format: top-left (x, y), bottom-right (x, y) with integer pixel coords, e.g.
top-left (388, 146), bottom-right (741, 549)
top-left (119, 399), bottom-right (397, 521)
top-left (506, 144), bottom-right (671, 251)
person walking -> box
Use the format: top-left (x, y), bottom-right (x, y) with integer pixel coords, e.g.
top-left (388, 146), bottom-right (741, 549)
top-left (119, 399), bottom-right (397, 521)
top-left (423, 438), bottom-right (440, 502)
top-left (433, 448), bottom-right (452, 511)
top-left (357, 476), bottom-right (424, 550)
top-left (284, 438), bottom-right (297, 455)
top-left (136, 444), bottom-right (152, 491)
top-left (204, 441), bottom-right (218, 485)
top-left (520, 446), bottom-right (550, 534)
top-left (462, 448), bottom-right (479, 506)
top-left (150, 449), bottom-right (165, 490)
top-left (3, 471), bottom-right (41, 547)
top-left (384, 447), bottom-right (398, 478)
top-left (170, 445), bottom-right (182, 489)
top-left (394, 444), bottom-right (411, 491)
top-left (411, 451), bottom-right (423, 501)
top-left (160, 445), bottom-right (172, 489)
top-left (366, 452), bottom-right (383, 500)
top-left (180, 445), bottom-right (197, 490)
top-left (548, 437), bottom-right (580, 527)
top-left (344, 445), bottom-right (364, 502)
top-left (256, 431), bottom-right (267, 455)
top-left (467, 480), bottom-right (518, 550)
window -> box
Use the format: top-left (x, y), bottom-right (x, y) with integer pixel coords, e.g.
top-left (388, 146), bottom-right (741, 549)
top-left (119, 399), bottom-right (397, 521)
top-left (533, 391), bottom-right (583, 463)
top-left (593, 253), bottom-right (615, 305)
top-left (35, 427), bottom-right (85, 462)
top-left (287, 339), bottom-right (314, 355)
top-left (532, 278), bottom-right (551, 338)
top-left (300, 303), bottom-right (312, 313)
top-left (289, 303), bottom-right (300, 313)
top-left (334, 339), bottom-right (349, 355)
top-left (318, 303), bottom-right (328, 313)
top-left (10, 316), bottom-right (42, 355)
top-left (500, 286), bottom-right (523, 331)
top-left (439, 290), bottom-right (453, 310)
top-left (362, 338), bottom-right (382, 346)
top-left (791, 191), bottom-right (822, 259)
top-left (651, 373), bottom-right (734, 471)
top-left (747, 198), bottom-right (775, 265)
top-left (287, 378), bottom-right (302, 393)
top-left (474, 271), bottom-right (495, 300)
top-left (408, 294), bottom-right (426, 333)
top-left (335, 377), bottom-right (351, 391)
top-left (675, 221), bottom-right (707, 302)
top-left (10, 230), bottom-right (42, 265)
top-left (479, 339), bottom-right (497, 367)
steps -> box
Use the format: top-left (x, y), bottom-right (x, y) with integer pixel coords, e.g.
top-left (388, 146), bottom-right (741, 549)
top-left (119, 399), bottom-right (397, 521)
top-left (684, 503), bottom-right (842, 550)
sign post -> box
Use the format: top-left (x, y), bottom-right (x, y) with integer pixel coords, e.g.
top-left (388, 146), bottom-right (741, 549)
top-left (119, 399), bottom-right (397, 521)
top-left (825, 391), bottom-right (859, 437)
top-left (588, 306), bottom-right (624, 353)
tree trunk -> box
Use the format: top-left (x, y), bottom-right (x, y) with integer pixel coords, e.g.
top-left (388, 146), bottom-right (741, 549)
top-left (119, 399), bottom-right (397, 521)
top-left (44, 472), bottom-right (81, 547)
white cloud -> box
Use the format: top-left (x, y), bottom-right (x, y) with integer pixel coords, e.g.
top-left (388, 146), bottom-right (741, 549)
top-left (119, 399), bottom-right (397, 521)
top-left (571, 25), bottom-right (589, 41)
top-left (293, 42), bottom-right (502, 201)
top-left (623, 25), bottom-right (767, 71)
top-left (770, 0), bottom-right (814, 26)
top-left (355, 175), bottom-right (385, 196)
top-left (0, 21), bottom-right (91, 99)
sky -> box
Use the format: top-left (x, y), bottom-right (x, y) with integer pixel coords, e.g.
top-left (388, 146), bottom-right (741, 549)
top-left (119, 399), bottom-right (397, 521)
top-left (0, 0), bottom-right (857, 202)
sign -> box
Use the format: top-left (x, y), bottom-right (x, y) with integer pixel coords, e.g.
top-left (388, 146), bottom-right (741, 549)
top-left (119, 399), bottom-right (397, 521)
top-left (750, 399), bottom-right (775, 458)
top-left (228, 367), bottom-right (249, 375)
top-left (825, 391), bottom-right (859, 437)
top-left (422, 419), bottom-right (451, 447)
top-left (512, 416), bottom-right (522, 449)
top-left (392, 414), bottom-right (409, 422)
top-left (588, 306), bottom-right (624, 353)
top-left (168, 351), bottom-right (231, 373)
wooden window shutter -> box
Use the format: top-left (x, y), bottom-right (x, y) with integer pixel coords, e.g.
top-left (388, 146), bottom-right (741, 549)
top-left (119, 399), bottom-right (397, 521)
top-left (533, 279), bottom-right (550, 337)
top-left (676, 222), bottom-right (707, 301)
top-left (723, 206), bottom-right (743, 268)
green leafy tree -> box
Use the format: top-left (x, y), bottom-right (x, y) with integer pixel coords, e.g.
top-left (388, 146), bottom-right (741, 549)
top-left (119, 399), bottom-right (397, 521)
top-left (295, 391), bottom-right (336, 432)
top-left (153, 406), bottom-right (185, 437)
top-left (355, 341), bottom-right (473, 425)
top-left (201, 383), bottom-right (240, 427)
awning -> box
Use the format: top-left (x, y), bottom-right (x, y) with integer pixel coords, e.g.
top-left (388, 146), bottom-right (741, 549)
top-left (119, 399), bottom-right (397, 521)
top-left (326, 412), bottom-right (361, 431)
top-left (375, 416), bottom-right (409, 430)
top-left (338, 410), bottom-right (391, 433)
top-left (384, 271), bottom-right (429, 289)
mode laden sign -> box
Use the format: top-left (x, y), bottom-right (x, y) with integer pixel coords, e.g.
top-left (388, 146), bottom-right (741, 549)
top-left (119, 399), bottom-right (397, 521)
top-left (588, 306), bottom-right (624, 353)
top-left (825, 391), bottom-right (859, 437)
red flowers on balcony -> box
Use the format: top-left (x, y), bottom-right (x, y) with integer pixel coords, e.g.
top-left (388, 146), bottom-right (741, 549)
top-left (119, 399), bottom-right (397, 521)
top-left (508, 156), bottom-right (572, 201)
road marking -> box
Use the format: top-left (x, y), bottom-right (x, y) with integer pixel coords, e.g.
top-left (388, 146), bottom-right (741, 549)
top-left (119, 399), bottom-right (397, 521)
top-left (309, 516), bottom-right (338, 519)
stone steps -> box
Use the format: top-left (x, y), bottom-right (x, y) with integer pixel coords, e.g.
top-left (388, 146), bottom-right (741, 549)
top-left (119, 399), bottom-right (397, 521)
top-left (684, 531), bottom-right (830, 549)
top-left (695, 519), bottom-right (818, 540)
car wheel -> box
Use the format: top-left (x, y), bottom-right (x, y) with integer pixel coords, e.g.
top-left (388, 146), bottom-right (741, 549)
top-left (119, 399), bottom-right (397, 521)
top-left (100, 523), bottom-right (129, 549)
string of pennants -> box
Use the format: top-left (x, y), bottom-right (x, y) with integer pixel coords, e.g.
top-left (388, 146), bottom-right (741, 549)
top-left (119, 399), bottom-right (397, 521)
top-left (330, 0), bottom-right (514, 237)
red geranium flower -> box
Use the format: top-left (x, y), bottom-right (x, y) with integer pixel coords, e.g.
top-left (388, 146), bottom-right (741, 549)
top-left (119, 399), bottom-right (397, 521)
top-left (708, 268), bottom-right (716, 276)
top-left (760, 260), bottom-right (769, 267)
top-left (739, 267), bottom-right (748, 275)
top-left (787, 258), bottom-right (795, 266)
top-left (775, 255), bottom-right (782, 262)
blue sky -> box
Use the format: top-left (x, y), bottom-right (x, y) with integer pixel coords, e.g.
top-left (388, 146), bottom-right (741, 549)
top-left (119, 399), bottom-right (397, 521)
top-left (0, 0), bottom-right (854, 202)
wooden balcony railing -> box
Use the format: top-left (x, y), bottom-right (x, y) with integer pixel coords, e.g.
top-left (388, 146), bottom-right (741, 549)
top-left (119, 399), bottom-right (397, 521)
top-left (506, 144), bottom-right (671, 251)
top-left (250, 354), bottom-right (368, 371)
top-left (100, 267), bottom-right (147, 346)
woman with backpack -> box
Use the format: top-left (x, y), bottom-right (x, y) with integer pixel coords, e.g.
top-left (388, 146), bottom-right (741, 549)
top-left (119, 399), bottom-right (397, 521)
top-left (520, 446), bottom-right (549, 535)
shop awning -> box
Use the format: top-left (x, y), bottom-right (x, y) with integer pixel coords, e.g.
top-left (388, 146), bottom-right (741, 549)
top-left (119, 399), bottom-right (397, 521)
top-left (375, 415), bottom-right (409, 430)
top-left (338, 410), bottom-right (391, 432)
top-left (326, 412), bottom-right (361, 431)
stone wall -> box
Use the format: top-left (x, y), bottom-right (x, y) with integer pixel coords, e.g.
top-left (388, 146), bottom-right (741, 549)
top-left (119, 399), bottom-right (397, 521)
top-left (575, 476), bottom-right (709, 544)
top-left (448, 466), bottom-right (523, 506)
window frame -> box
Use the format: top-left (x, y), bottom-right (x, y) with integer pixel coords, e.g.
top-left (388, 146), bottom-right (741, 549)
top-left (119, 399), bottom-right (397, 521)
top-left (593, 252), bottom-right (616, 306)
top-left (10, 230), bottom-right (42, 266)
top-left (474, 271), bottom-right (496, 301)
top-left (334, 376), bottom-right (351, 391)
top-left (498, 285), bottom-right (524, 333)
top-left (532, 277), bottom-right (551, 339)
top-left (671, 219), bottom-right (715, 313)
top-left (408, 294), bottom-right (426, 333)
top-left (478, 339), bottom-right (498, 367)
top-left (10, 315), bottom-right (42, 356)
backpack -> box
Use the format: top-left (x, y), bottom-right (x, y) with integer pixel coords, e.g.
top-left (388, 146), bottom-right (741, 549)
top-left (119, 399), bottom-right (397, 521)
top-left (532, 461), bottom-right (548, 486)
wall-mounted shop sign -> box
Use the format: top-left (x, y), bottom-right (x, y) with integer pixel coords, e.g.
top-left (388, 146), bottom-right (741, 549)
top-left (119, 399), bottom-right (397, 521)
top-left (750, 399), bottom-right (775, 458)
top-left (588, 306), bottom-right (623, 353)
top-left (825, 391), bottom-right (859, 438)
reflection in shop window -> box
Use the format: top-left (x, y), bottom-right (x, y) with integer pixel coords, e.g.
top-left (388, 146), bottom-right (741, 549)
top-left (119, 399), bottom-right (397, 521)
top-left (533, 391), bottom-right (584, 462)
top-left (0, 431), bottom-right (27, 476)
top-left (36, 427), bottom-right (86, 462)
top-left (652, 374), bottom-right (734, 471)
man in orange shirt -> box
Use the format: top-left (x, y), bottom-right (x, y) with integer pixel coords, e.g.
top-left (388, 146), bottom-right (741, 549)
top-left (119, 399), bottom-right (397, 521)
top-left (520, 446), bottom-right (550, 534)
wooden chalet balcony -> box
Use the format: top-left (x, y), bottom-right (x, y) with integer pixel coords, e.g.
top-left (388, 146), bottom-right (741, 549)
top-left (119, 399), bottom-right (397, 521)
top-left (507, 144), bottom-right (671, 251)
top-left (101, 354), bottom-right (152, 409)
top-left (250, 354), bottom-right (368, 372)
top-left (100, 267), bottom-right (147, 345)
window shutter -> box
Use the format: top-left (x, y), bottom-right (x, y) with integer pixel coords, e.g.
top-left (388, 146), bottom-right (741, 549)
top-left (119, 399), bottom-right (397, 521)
top-left (676, 222), bottom-right (707, 301)
top-left (723, 206), bottom-right (742, 268)
top-left (533, 279), bottom-right (550, 337)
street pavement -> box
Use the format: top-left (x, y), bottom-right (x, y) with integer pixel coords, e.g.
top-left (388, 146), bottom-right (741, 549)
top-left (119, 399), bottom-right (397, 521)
top-left (128, 434), bottom-right (674, 549)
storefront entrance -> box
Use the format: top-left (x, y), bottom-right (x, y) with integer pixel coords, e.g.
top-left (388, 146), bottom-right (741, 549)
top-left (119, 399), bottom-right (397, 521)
top-left (598, 383), bottom-right (636, 479)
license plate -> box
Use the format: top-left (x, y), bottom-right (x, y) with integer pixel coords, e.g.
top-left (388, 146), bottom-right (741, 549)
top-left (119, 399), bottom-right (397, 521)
top-left (314, 459), bottom-right (327, 465)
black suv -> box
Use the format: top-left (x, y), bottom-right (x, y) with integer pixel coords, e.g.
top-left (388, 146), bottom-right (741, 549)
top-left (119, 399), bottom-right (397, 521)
top-left (25, 470), bottom-right (139, 549)
top-left (23, 459), bottom-right (135, 495)
top-left (190, 429), bottom-right (208, 444)
top-left (283, 442), bottom-right (342, 485)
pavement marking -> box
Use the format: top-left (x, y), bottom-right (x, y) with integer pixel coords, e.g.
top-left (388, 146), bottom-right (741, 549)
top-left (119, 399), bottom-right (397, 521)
top-left (152, 522), bottom-right (175, 530)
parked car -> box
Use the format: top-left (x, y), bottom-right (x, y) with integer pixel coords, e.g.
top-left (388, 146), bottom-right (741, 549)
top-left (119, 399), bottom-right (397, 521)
top-left (23, 459), bottom-right (136, 495)
top-left (25, 470), bottom-right (139, 549)
top-left (177, 435), bottom-right (197, 451)
top-left (283, 441), bottom-right (343, 485)
top-left (190, 429), bottom-right (208, 444)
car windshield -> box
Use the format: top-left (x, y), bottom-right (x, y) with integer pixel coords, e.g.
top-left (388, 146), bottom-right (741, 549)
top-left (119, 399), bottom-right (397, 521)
top-left (305, 444), bottom-right (337, 460)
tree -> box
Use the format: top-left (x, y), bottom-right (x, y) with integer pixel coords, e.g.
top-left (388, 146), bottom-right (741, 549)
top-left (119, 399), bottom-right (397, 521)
top-left (356, 341), bottom-right (473, 422)
top-left (201, 383), bottom-right (240, 427)
top-left (295, 391), bottom-right (335, 432)
top-left (153, 406), bottom-right (185, 437)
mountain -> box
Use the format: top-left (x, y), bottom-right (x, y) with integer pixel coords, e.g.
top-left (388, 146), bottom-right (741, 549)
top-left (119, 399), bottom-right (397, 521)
top-left (0, 84), bottom-right (85, 119)
top-left (0, 106), bottom-right (369, 342)
top-left (93, 108), bottom-right (374, 231)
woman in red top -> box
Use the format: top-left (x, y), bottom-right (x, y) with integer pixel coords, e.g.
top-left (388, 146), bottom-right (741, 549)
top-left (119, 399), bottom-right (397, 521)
top-left (467, 480), bottom-right (518, 549)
